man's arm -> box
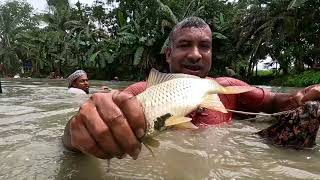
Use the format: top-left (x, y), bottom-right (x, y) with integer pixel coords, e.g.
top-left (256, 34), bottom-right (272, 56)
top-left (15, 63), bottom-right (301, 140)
top-left (263, 92), bottom-right (300, 113)
top-left (215, 77), bottom-right (320, 113)
top-left (262, 84), bottom-right (320, 113)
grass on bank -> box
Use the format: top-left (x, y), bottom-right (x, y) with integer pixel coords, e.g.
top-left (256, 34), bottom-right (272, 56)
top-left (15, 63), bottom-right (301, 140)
top-left (270, 70), bottom-right (320, 87)
top-left (249, 69), bottom-right (320, 87)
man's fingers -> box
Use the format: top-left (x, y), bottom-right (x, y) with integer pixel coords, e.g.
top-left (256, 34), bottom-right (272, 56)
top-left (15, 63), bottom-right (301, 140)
top-left (79, 103), bottom-right (123, 157)
top-left (113, 91), bottom-right (147, 139)
top-left (69, 115), bottom-right (111, 159)
top-left (106, 113), bottom-right (142, 159)
top-left (91, 92), bottom-right (142, 159)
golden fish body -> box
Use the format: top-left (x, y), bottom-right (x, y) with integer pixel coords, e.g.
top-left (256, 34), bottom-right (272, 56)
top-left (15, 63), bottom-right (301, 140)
top-left (137, 78), bottom-right (222, 133)
top-left (136, 69), bottom-right (255, 136)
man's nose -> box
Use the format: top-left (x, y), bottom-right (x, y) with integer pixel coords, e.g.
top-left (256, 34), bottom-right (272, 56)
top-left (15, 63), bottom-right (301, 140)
top-left (187, 46), bottom-right (202, 62)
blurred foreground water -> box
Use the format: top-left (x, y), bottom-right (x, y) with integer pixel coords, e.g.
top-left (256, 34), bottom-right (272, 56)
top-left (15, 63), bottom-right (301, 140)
top-left (0, 79), bottom-right (319, 180)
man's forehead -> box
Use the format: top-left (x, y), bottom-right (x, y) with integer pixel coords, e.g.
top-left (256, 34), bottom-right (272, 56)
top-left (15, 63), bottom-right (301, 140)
top-left (173, 27), bottom-right (212, 41)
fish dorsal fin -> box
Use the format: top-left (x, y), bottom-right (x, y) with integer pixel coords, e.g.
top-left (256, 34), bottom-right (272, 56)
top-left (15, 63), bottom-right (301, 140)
top-left (200, 94), bottom-right (228, 113)
top-left (142, 136), bottom-right (160, 148)
top-left (146, 68), bottom-right (200, 88)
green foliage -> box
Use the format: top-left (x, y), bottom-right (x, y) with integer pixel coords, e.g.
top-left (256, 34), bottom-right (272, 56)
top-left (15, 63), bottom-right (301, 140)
top-left (134, 47), bottom-right (144, 66)
top-left (1, 0), bottom-right (319, 83)
top-left (271, 70), bottom-right (320, 87)
top-left (288, 0), bottom-right (307, 9)
top-left (0, 0), bottom-right (37, 75)
top-left (257, 70), bottom-right (274, 76)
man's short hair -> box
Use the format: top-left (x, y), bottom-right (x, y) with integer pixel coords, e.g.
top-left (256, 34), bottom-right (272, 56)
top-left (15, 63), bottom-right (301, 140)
top-left (168, 16), bottom-right (210, 47)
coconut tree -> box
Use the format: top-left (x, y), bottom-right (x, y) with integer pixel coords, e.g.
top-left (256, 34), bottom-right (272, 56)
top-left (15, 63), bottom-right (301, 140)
top-left (232, 0), bottom-right (320, 77)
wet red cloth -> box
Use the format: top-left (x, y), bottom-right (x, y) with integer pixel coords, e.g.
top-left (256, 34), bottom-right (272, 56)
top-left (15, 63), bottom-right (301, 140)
top-left (123, 77), bottom-right (273, 126)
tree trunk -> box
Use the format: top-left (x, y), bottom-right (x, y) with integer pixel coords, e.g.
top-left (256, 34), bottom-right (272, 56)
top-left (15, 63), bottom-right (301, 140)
top-left (313, 32), bottom-right (320, 68)
top-left (255, 63), bottom-right (258, 76)
top-left (247, 58), bottom-right (253, 79)
top-left (0, 79), bottom-right (2, 93)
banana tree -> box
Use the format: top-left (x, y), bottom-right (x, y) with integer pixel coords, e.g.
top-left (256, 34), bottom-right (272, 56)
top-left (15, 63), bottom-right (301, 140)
top-left (0, 0), bottom-right (37, 76)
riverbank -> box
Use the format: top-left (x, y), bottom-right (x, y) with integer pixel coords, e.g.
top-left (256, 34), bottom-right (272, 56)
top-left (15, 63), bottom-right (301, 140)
top-left (249, 70), bottom-right (320, 87)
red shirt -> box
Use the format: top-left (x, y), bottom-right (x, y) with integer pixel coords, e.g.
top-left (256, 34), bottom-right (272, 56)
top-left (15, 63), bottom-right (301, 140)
top-left (123, 77), bottom-right (273, 126)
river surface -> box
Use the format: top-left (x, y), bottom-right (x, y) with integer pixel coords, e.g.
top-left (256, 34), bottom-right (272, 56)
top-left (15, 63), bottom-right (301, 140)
top-left (0, 78), bottom-right (319, 180)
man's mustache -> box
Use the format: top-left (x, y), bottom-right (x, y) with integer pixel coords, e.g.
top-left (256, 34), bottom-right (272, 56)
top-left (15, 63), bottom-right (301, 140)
top-left (182, 61), bottom-right (204, 69)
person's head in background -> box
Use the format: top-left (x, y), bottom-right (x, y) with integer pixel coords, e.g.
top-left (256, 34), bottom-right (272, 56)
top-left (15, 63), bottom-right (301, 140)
top-left (165, 16), bottom-right (212, 78)
top-left (67, 70), bottom-right (89, 94)
top-left (113, 76), bottom-right (119, 81)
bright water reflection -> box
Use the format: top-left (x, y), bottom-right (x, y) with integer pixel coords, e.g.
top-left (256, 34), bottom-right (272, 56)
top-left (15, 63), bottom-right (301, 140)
top-left (0, 79), bottom-right (319, 180)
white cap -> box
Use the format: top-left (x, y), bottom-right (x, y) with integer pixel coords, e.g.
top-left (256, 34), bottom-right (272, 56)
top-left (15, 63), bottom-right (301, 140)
top-left (66, 70), bottom-right (87, 87)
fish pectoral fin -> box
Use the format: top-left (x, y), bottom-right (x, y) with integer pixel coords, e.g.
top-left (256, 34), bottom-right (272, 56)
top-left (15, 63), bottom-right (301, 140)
top-left (165, 116), bottom-right (192, 127)
top-left (142, 136), bottom-right (160, 158)
top-left (172, 122), bottom-right (198, 130)
top-left (201, 94), bottom-right (228, 113)
top-left (143, 143), bottom-right (156, 158)
top-left (221, 86), bottom-right (256, 94)
top-left (142, 136), bottom-right (160, 148)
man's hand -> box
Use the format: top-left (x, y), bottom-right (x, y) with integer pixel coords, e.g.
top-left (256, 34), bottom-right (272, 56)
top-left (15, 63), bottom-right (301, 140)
top-left (63, 91), bottom-right (146, 160)
top-left (294, 85), bottom-right (320, 105)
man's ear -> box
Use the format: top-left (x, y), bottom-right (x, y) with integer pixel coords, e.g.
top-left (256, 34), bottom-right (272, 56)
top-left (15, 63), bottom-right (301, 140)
top-left (165, 47), bottom-right (172, 63)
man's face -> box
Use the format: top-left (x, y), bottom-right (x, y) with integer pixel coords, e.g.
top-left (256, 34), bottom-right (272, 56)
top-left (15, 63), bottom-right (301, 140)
top-left (165, 26), bottom-right (212, 78)
top-left (72, 75), bottom-right (89, 94)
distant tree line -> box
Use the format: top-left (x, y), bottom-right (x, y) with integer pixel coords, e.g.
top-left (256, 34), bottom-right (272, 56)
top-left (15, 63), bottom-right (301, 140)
top-left (0, 0), bottom-right (319, 80)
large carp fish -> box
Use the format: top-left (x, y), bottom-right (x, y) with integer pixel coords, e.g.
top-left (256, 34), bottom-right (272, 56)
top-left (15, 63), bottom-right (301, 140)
top-left (136, 69), bottom-right (255, 153)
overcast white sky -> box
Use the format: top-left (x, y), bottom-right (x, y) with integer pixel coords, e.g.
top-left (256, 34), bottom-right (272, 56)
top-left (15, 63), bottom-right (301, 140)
top-left (0, 0), bottom-right (96, 13)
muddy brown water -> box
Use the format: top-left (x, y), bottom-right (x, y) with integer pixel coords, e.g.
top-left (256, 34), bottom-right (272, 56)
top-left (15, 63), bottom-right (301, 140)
top-left (0, 79), bottom-right (319, 180)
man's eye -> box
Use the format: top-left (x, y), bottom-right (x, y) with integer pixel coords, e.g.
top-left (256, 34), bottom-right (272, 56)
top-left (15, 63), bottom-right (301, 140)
top-left (200, 44), bottom-right (211, 50)
top-left (178, 44), bottom-right (189, 48)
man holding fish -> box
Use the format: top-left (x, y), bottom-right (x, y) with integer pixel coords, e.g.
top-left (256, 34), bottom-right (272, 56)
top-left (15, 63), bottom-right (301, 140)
top-left (62, 17), bottom-right (320, 160)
